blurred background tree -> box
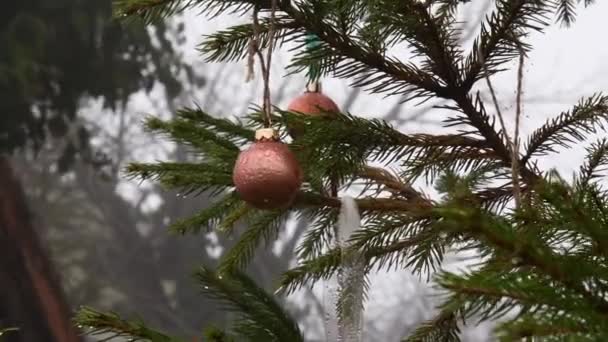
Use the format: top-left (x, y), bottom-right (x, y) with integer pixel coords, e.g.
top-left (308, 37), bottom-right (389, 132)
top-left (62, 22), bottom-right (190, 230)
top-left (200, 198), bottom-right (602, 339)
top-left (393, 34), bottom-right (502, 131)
top-left (0, 0), bottom-right (204, 340)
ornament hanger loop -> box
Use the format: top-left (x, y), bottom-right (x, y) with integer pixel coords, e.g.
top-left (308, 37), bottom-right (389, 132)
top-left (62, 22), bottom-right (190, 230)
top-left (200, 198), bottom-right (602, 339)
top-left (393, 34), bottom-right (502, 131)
top-left (249, 0), bottom-right (278, 128)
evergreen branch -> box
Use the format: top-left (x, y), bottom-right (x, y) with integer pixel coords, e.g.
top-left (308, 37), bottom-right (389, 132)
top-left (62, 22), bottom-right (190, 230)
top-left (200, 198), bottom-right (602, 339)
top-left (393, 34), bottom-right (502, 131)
top-left (435, 204), bottom-right (608, 317)
top-left (536, 180), bottom-right (608, 259)
top-left (218, 202), bottom-right (251, 233)
top-left (145, 117), bottom-right (241, 157)
top-left (114, 0), bottom-right (187, 21)
top-left (367, 0), bottom-right (462, 85)
top-left (498, 314), bottom-right (605, 341)
top-left (195, 267), bottom-right (304, 342)
top-left (434, 0), bottom-right (468, 21)
top-left (403, 146), bottom-right (499, 184)
top-left (113, 0), bottom-right (259, 23)
top-left (203, 326), bottom-right (237, 342)
top-left (451, 91), bottom-right (540, 184)
top-left (280, 226), bottom-right (440, 294)
top-left (438, 268), bottom-right (598, 322)
top-left (523, 94), bottom-right (608, 165)
top-left (169, 191), bottom-right (242, 234)
top-left (279, 3), bottom-right (450, 101)
top-left (176, 107), bottom-right (255, 141)
top-left (402, 308), bottom-right (460, 342)
top-left (278, 248), bottom-right (342, 294)
top-left (295, 207), bottom-right (339, 260)
top-left (125, 162), bottom-right (232, 195)
top-left (462, 0), bottom-right (552, 90)
top-left (218, 210), bottom-right (288, 272)
top-left (288, 111), bottom-right (491, 189)
top-left (553, 0), bottom-right (597, 27)
top-left (199, 16), bottom-right (303, 62)
top-left (556, 0), bottom-right (577, 27)
top-left (74, 307), bottom-right (181, 342)
top-left (358, 165), bottom-right (427, 201)
top-left (578, 138), bottom-right (608, 186)
top-left (293, 191), bottom-right (434, 213)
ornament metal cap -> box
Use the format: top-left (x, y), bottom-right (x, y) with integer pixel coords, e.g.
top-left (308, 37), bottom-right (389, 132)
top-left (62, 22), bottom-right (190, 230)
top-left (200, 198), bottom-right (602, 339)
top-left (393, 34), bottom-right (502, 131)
top-left (306, 81), bottom-right (322, 93)
top-left (255, 128), bottom-right (279, 141)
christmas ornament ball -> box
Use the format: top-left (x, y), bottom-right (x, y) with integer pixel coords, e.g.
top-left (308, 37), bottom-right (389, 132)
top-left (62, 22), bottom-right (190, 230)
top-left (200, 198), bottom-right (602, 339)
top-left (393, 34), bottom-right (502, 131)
top-left (287, 91), bottom-right (340, 115)
top-left (287, 90), bottom-right (339, 138)
top-left (232, 129), bottom-right (302, 209)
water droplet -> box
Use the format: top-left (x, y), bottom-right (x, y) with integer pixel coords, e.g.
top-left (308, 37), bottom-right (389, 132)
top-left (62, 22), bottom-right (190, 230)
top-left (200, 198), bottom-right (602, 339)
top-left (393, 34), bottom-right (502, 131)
top-left (511, 257), bottom-right (522, 265)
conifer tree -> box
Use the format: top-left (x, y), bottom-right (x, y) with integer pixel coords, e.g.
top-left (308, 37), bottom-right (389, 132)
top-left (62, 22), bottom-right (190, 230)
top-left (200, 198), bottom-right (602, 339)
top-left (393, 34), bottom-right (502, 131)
top-left (76, 1), bottom-right (608, 341)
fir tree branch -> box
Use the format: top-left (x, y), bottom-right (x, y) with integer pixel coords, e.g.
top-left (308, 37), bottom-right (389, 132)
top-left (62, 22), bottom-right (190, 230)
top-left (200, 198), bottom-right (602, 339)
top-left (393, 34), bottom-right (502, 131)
top-left (195, 267), bottom-right (304, 342)
top-left (113, 0), bottom-right (261, 22)
top-left (279, 226), bottom-right (442, 294)
top-left (203, 326), bottom-right (237, 342)
top-left (523, 94), bottom-right (608, 165)
top-left (125, 162), bottom-right (232, 196)
top-left (199, 15), bottom-right (302, 62)
top-left (451, 91), bottom-right (540, 184)
top-left (295, 207), bottom-right (339, 260)
top-left (145, 116), bottom-right (241, 155)
top-left (293, 191), bottom-right (433, 213)
top-left (436, 204), bottom-right (608, 317)
top-left (461, 0), bottom-right (552, 90)
top-left (367, 0), bottom-right (462, 85)
top-left (554, 0), bottom-right (597, 27)
top-left (74, 307), bottom-right (181, 342)
top-left (169, 191), bottom-right (242, 234)
top-left (218, 210), bottom-right (288, 272)
top-left (176, 107), bottom-right (255, 142)
top-left (578, 138), bottom-right (608, 186)
top-left (402, 308), bottom-right (460, 342)
top-left (498, 314), bottom-right (604, 341)
top-left (278, 2), bottom-right (450, 101)
top-left (358, 165), bottom-right (430, 202)
top-left (403, 147), bottom-right (500, 184)
top-left (438, 268), bottom-right (600, 322)
top-left (536, 180), bottom-right (608, 260)
top-left (556, 0), bottom-right (577, 27)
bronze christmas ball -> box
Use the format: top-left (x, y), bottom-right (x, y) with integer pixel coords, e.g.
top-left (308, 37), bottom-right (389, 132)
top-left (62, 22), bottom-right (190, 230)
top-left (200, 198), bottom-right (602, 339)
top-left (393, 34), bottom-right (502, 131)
top-left (287, 91), bottom-right (340, 138)
top-left (232, 129), bottom-right (302, 209)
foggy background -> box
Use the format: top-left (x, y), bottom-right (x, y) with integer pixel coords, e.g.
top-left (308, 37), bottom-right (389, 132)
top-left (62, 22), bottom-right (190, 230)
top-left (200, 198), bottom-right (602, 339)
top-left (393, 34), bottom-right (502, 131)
top-left (2, 1), bottom-right (607, 341)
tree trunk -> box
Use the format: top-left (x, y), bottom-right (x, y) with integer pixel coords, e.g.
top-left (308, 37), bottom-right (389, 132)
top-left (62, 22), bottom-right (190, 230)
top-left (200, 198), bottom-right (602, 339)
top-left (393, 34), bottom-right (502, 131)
top-left (0, 156), bottom-right (81, 342)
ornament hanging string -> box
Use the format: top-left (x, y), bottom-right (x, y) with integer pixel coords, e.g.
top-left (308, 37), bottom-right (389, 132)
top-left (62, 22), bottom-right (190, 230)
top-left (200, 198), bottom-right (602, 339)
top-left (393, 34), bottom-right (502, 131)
top-left (247, 0), bottom-right (278, 128)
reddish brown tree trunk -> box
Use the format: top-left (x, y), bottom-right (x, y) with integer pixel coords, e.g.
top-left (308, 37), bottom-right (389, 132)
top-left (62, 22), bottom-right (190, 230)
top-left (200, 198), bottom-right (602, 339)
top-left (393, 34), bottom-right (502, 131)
top-left (0, 156), bottom-right (81, 342)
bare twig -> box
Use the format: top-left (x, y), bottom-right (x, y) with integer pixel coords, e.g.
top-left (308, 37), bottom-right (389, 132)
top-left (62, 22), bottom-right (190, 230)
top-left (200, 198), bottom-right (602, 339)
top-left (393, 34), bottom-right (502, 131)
top-left (478, 47), bottom-right (524, 208)
top-left (512, 50), bottom-right (525, 208)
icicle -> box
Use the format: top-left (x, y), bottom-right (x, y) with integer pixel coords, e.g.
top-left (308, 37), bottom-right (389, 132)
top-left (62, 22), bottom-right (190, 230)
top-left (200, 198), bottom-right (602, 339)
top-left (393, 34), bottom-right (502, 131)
top-left (323, 271), bottom-right (339, 341)
top-left (324, 196), bottom-right (365, 342)
top-left (336, 196), bottom-right (365, 342)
